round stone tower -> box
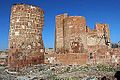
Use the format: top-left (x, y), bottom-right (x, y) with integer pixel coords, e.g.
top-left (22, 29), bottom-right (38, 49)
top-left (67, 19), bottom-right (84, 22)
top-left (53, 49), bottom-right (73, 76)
top-left (8, 4), bottom-right (44, 68)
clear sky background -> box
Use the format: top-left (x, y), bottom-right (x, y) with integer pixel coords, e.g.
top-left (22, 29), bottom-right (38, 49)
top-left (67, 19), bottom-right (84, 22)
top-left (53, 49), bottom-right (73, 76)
top-left (0, 0), bottom-right (120, 50)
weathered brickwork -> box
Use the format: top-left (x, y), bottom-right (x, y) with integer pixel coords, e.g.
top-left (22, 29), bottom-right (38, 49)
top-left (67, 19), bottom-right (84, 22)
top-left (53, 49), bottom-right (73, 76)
top-left (45, 53), bottom-right (88, 65)
top-left (7, 5), bottom-right (119, 67)
top-left (52, 13), bottom-right (114, 65)
top-left (91, 48), bottom-right (120, 66)
top-left (45, 48), bottom-right (120, 66)
top-left (8, 4), bottom-right (44, 68)
top-left (55, 13), bottom-right (68, 53)
top-left (55, 13), bottom-right (111, 54)
top-left (63, 16), bottom-right (87, 53)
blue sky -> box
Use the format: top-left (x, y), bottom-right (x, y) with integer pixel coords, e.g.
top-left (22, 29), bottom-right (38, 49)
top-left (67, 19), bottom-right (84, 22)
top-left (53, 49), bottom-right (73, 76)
top-left (0, 0), bottom-right (120, 50)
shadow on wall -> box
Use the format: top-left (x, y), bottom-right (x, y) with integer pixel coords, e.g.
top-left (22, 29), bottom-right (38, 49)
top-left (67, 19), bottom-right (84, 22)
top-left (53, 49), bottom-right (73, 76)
top-left (114, 71), bottom-right (120, 80)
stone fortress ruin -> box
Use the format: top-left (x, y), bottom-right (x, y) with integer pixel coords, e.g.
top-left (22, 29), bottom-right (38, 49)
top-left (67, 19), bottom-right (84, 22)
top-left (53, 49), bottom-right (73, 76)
top-left (46, 13), bottom-right (119, 65)
top-left (8, 4), bottom-right (120, 69)
top-left (55, 13), bottom-right (111, 54)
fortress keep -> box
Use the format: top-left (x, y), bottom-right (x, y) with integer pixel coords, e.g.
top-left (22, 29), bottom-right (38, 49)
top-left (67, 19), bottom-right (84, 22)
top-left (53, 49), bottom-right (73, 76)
top-left (8, 4), bottom-right (44, 68)
top-left (55, 13), bottom-right (111, 54)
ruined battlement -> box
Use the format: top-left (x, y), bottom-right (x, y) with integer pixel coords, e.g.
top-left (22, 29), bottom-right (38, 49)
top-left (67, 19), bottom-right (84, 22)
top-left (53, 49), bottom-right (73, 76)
top-left (12, 4), bottom-right (44, 13)
top-left (55, 13), bottom-right (111, 53)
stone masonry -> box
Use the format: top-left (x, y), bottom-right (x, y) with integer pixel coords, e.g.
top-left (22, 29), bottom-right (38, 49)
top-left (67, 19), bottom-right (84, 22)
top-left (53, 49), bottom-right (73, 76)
top-left (55, 13), bottom-right (111, 54)
top-left (8, 4), bottom-right (44, 68)
top-left (8, 5), bottom-right (118, 67)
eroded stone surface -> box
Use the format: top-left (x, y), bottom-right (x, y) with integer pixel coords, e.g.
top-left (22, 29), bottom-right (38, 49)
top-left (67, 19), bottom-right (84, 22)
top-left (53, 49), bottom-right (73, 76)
top-left (8, 4), bottom-right (44, 68)
top-left (55, 13), bottom-right (110, 54)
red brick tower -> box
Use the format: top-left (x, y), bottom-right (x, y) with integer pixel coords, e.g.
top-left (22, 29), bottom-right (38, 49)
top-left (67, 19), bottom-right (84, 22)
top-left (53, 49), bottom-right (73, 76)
top-left (8, 4), bottom-right (44, 69)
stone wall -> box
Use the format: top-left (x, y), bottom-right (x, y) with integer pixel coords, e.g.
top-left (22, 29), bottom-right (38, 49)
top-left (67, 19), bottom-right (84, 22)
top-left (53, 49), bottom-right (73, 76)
top-left (55, 13), bottom-right (111, 54)
top-left (8, 4), bottom-right (44, 68)
top-left (45, 53), bottom-right (88, 65)
top-left (55, 13), bottom-right (68, 53)
top-left (64, 16), bottom-right (86, 53)
top-left (45, 48), bottom-right (120, 66)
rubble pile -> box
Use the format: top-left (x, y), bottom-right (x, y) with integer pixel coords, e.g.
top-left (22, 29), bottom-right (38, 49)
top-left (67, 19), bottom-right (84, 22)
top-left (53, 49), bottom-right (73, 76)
top-left (0, 51), bottom-right (8, 66)
top-left (1, 64), bottom-right (118, 80)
